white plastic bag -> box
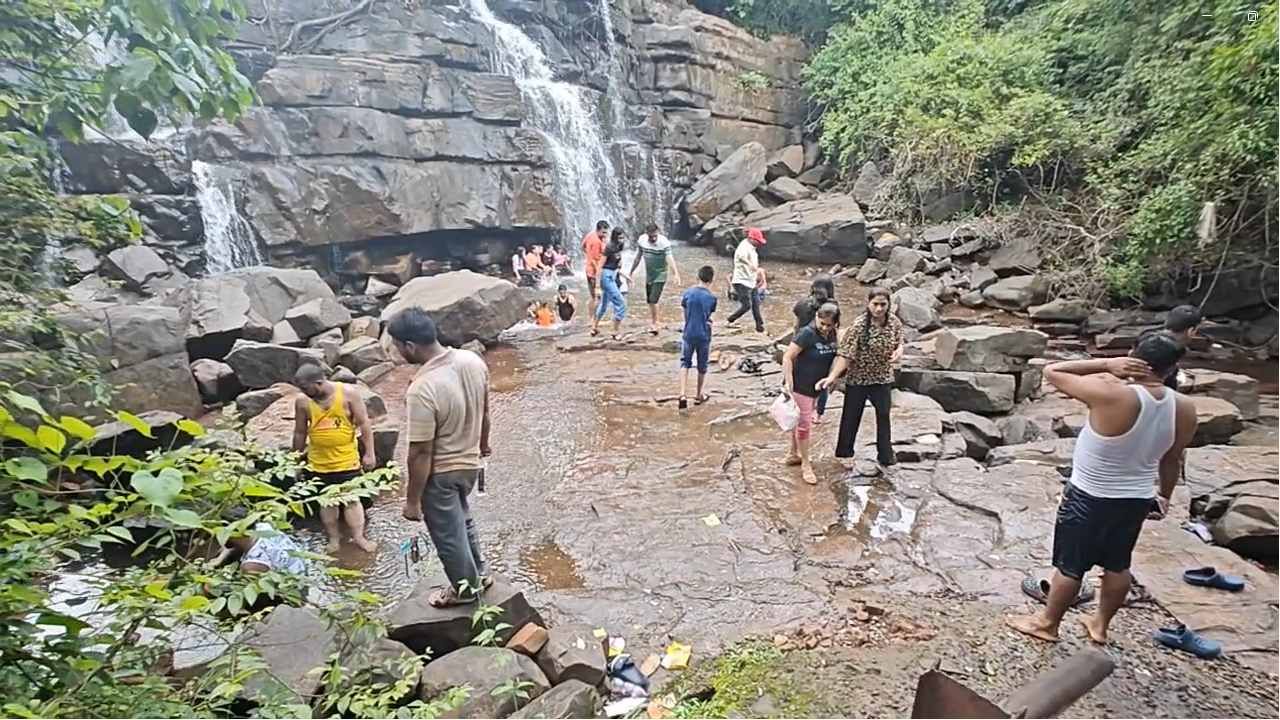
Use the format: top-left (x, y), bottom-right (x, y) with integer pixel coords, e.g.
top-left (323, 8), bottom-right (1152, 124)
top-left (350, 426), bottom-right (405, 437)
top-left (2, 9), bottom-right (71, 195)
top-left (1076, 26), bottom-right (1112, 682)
top-left (769, 392), bottom-right (799, 432)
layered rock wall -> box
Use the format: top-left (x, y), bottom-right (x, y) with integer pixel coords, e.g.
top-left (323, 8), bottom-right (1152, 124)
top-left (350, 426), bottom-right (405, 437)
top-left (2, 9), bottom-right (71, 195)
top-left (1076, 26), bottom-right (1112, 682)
top-left (55, 0), bottom-right (810, 282)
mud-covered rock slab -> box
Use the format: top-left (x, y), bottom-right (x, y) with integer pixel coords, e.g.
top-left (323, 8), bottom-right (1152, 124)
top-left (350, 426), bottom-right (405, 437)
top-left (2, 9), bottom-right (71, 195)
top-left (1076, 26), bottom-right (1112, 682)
top-left (418, 646), bottom-right (549, 718)
top-left (509, 679), bottom-right (601, 719)
top-left (534, 623), bottom-right (607, 687)
top-left (387, 574), bottom-right (542, 657)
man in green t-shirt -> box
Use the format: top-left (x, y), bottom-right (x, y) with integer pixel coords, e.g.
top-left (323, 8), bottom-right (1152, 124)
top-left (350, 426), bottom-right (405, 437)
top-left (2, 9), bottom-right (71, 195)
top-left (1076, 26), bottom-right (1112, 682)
top-left (629, 222), bottom-right (682, 335)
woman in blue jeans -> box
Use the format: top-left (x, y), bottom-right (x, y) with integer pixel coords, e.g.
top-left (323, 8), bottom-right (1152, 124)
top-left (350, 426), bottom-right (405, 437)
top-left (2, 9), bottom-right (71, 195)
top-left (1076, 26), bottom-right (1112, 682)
top-left (591, 227), bottom-right (628, 340)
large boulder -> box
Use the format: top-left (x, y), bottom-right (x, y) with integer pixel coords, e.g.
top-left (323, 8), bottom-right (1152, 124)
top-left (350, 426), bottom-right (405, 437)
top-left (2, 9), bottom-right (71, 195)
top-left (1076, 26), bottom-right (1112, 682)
top-left (1188, 395), bottom-right (1244, 446)
top-left (987, 438), bottom-right (1077, 470)
top-left (224, 340), bottom-right (329, 389)
top-left (59, 137), bottom-right (191, 195)
top-left (308, 327), bottom-right (345, 366)
top-left (338, 336), bottom-right (390, 373)
top-left (852, 161), bottom-right (887, 206)
top-left (935, 326), bottom-right (1048, 372)
top-left (1185, 445), bottom-right (1278, 506)
top-left (190, 359), bottom-right (241, 404)
top-left (988, 237), bottom-right (1042, 277)
top-left (1028, 298), bottom-right (1091, 323)
top-left (239, 606), bottom-right (336, 706)
top-left (856, 258), bottom-right (887, 284)
top-left (109, 351), bottom-right (203, 418)
top-left (969, 266), bottom-right (998, 291)
top-left (285, 297), bottom-right (352, 340)
top-left (509, 679), bottom-right (601, 719)
top-left (1178, 369), bottom-right (1260, 421)
top-left (233, 384), bottom-right (296, 421)
top-left (387, 574), bottom-right (542, 657)
top-left (724, 194), bottom-right (867, 264)
top-left (347, 316), bottom-right (381, 340)
top-left (982, 275), bottom-right (1049, 310)
top-left (897, 369), bottom-right (1015, 414)
top-left (893, 287), bottom-right (940, 331)
top-left (949, 411), bottom-right (1003, 460)
top-left (683, 141), bottom-right (767, 228)
top-left (765, 176), bottom-right (814, 202)
top-left (89, 410), bottom-right (196, 458)
top-left (186, 267), bottom-right (336, 359)
top-left (885, 246), bottom-right (928, 280)
top-left (418, 646), bottom-right (549, 718)
top-left (1210, 495), bottom-right (1278, 563)
top-left (100, 245), bottom-right (187, 295)
top-left (270, 320), bottom-right (304, 347)
top-left (872, 232), bottom-right (907, 261)
top-left (765, 145), bottom-right (804, 179)
top-left (380, 271), bottom-right (525, 346)
top-left (533, 623), bottom-right (607, 687)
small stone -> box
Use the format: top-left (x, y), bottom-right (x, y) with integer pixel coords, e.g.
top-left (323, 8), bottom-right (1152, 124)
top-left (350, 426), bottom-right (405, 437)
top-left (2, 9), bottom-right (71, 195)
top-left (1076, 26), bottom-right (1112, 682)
top-left (506, 623), bottom-right (549, 656)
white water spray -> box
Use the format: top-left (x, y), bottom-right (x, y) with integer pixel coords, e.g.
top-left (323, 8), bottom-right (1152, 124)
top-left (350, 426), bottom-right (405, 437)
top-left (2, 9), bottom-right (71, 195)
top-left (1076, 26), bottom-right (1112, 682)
top-left (193, 161), bottom-right (263, 274)
top-left (467, 0), bottom-right (625, 243)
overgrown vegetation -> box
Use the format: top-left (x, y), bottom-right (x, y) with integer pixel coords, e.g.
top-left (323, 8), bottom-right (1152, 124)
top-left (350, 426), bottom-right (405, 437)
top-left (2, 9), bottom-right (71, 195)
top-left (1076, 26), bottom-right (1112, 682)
top-left (667, 641), bottom-right (821, 718)
top-left (0, 386), bottom-right (436, 717)
top-left (0, 0), bottom-right (255, 402)
top-left (712, 0), bottom-right (1278, 301)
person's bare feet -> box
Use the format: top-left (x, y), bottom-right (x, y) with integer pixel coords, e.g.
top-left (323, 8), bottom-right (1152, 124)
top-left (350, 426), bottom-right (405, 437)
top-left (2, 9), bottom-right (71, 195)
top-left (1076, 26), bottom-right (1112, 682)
top-left (325, 539), bottom-right (341, 555)
top-left (801, 463), bottom-right (819, 485)
top-left (1079, 615), bottom-right (1108, 644)
top-left (353, 536), bottom-right (378, 553)
top-left (784, 452), bottom-right (802, 466)
top-left (1006, 613), bottom-right (1060, 642)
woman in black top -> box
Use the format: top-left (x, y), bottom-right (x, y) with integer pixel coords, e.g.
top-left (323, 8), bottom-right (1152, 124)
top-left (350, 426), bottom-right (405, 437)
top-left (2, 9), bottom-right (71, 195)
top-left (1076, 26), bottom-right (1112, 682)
top-left (591, 228), bottom-right (628, 339)
top-left (792, 275), bottom-right (838, 422)
top-left (781, 302), bottom-right (840, 485)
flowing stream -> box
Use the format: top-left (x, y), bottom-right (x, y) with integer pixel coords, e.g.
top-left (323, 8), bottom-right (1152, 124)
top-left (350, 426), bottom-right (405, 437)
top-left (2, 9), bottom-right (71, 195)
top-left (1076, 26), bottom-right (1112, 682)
top-left (467, 0), bottom-right (625, 243)
top-left (193, 161), bottom-right (262, 274)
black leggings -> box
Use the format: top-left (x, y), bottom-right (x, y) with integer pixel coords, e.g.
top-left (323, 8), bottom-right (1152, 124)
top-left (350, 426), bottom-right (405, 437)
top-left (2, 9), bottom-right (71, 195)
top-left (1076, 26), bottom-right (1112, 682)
top-left (835, 383), bottom-right (893, 463)
top-left (727, 283), bottom-right (763, 329)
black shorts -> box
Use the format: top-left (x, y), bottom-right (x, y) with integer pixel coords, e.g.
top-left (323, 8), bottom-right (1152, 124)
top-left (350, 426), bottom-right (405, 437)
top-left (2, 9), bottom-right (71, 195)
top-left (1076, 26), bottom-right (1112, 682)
top-left (1052, 483), bottom-right (1151, 580)
top-left (646, 281), bottom-right (665, 305)
top-left (309, 469), bottom-right (360, 488)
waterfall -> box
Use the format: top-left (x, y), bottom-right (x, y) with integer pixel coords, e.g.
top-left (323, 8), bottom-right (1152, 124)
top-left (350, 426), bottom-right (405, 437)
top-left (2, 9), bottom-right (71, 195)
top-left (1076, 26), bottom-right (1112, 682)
top-left (193, 161), bottom-right (263, 274)
top-left (467, 0), bottom-right (625, 244)
top-left (594, 0), bottom-right (626, 132)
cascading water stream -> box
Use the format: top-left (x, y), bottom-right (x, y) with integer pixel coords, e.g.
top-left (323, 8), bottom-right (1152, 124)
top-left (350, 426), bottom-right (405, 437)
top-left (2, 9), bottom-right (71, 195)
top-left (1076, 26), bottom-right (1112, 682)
top-left (467, 0), bottom-right (625, 243)
top-left (193, 161), bottom-right (263, 274)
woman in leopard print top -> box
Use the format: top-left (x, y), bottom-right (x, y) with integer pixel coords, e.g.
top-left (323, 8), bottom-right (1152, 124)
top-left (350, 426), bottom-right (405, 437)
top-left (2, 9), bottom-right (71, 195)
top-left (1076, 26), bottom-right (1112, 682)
top-left (816, 287), bottom-right (903, 466)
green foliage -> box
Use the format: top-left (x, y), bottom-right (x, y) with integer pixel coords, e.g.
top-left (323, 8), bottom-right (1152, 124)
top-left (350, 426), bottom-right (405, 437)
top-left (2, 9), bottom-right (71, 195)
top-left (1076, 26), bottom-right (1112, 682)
top-left (0, 0), bottom-right (255, 405)
top-left (805, 0), bottom-right (1278, 296)
top-left (470, 599), bottom-right (511, 647)
top-left (734, 70), bottom-right (770, 92)
top-left (0, 386), bottom-right (409, 718)
top-left (490, 678), bottom-right (535, 706)
top-left (668, 642), bottom-right (818, 718)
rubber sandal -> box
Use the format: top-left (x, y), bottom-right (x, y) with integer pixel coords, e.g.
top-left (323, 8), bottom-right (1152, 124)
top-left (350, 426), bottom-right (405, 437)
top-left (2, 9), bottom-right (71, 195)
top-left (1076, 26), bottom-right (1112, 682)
top-left (678, 396), bottom-right (688, 410)
top-left (611, 334), bottom-right (621, 341)
top-left (428, 588), bottom-right (477, 608)
top-left (1182, 566), bottom-right (1245, 592)
top-left (694, 394), bottom-right (710, 405)
top-left (1153, 624), bottom-right (1222, 659)
top-left (649, 328), bottom-right (659, 335)
top-left (590, 328), bottom-right (599, 337)
top-left (1019, 577), bottom-right (1095, 607)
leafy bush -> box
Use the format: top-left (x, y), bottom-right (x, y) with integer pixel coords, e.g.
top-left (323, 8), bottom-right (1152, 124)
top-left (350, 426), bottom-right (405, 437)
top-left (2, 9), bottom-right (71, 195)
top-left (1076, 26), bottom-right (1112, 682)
top-left (805, 0), bottom-right (1277, 297)
top-left (0, 386), bottom-right (417, 718)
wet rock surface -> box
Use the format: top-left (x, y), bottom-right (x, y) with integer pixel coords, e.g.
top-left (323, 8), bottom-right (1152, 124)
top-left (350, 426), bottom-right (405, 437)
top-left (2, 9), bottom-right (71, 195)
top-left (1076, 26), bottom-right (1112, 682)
top-left (247, 248), bottom-right (1275, 717)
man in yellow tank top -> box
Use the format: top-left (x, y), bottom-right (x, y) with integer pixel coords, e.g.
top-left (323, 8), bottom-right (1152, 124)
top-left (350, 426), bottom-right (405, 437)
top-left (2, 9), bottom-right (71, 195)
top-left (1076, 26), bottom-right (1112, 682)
top-left (292, 364), bottom-right (378, 554)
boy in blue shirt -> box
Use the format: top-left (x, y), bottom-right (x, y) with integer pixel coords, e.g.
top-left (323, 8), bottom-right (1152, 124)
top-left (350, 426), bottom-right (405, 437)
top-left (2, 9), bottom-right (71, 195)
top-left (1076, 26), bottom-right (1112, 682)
top-left (679, 265), bottom-right (718, 409)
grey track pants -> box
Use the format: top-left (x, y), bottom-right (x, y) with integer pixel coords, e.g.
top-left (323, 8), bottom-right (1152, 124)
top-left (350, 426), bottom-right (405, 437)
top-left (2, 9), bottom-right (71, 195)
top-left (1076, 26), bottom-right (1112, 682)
top-left (420, 468), bottom-right (487, 598)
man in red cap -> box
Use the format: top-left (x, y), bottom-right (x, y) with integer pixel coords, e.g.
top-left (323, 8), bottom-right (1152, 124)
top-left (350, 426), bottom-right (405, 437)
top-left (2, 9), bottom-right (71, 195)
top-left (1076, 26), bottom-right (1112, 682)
top-left (727, 227), bottom-right (767, 332)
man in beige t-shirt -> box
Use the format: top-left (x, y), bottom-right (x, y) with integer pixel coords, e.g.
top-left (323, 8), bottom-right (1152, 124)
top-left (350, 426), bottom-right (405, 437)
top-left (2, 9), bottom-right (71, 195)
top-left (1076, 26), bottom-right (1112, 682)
top-left (387, 308), bottom-right (492, 608)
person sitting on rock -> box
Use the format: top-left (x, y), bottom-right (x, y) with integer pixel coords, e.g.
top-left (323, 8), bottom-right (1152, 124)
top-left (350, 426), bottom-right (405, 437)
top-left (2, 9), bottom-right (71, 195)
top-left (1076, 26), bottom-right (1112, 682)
top-left (552, 245), bottom-right (572, 276)
top-left (1005, 333), bottom-right (1197, 646)
top-left (525, 245), bottom-right (552, 282)
top-left (292, 364), bottom-right (378, 554)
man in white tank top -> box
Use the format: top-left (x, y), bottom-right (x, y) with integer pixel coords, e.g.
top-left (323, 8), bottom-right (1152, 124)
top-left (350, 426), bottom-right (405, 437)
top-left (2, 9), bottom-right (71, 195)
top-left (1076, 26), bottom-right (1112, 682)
top-left (1007, 333), bottom-right (1197, 645)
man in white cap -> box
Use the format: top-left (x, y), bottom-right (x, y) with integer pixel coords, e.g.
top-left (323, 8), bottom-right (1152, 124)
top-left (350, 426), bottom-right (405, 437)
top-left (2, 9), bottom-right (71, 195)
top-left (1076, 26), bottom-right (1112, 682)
top-left (726, 227), bottom-right (767, 333)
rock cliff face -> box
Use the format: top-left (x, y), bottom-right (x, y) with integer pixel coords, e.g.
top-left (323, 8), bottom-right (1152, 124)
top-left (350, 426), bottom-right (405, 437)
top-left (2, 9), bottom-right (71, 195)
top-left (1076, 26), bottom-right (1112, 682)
top-left (55, 0), bottom-right (809, 281)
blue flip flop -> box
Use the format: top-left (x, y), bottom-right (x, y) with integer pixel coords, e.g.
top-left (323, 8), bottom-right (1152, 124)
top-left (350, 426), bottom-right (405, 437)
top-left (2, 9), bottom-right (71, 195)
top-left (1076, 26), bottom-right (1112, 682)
top-left (1182, 566), bottom-right (1245, 592)
top-left (1153, 624), bottom-right (1222, 659)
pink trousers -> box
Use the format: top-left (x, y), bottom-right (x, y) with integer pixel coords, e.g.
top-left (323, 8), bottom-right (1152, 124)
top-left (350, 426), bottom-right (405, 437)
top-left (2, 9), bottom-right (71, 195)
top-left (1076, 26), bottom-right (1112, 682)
top-left (793, 393), bottom-right (817, 441)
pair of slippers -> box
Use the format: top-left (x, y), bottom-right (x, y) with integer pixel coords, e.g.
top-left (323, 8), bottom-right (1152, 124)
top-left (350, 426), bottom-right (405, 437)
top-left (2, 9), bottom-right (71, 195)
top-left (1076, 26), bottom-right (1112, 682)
top-left (677, 395), bottom-right (710, 410)
top-left (1150, 567), bottom-right (1242, 660)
